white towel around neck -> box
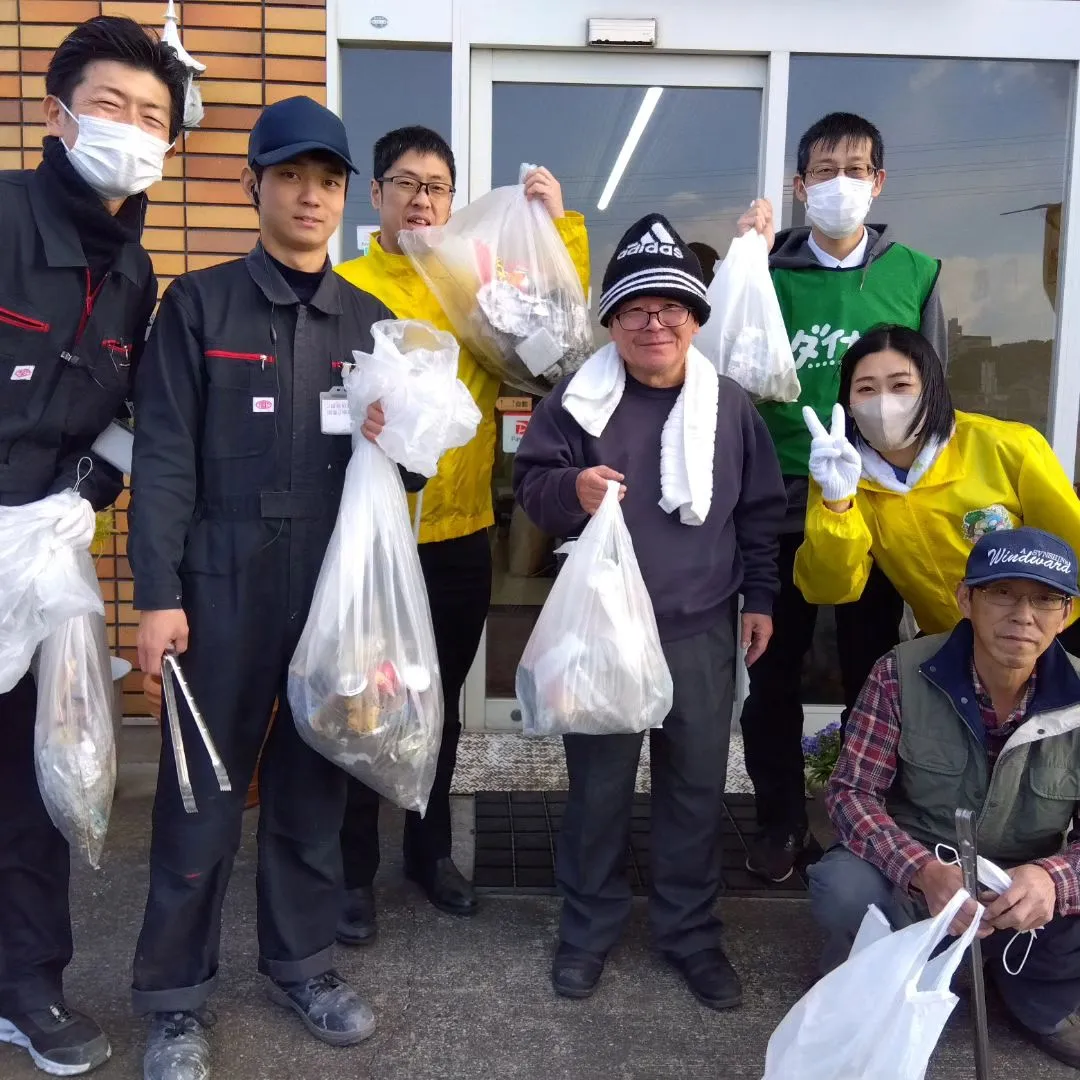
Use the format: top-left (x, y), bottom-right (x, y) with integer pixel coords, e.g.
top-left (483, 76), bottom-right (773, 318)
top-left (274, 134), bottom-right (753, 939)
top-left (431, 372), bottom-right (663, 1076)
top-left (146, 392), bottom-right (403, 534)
top-left (562, 341), bottom-right (719, 525)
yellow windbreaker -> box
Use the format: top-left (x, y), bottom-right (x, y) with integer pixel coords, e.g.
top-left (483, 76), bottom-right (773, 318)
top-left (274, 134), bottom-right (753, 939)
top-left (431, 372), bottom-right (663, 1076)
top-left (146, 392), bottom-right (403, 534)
top-left (794, 411), bottom-right (1080, 633)
top-left (335, 213), bottom-right (591, 545)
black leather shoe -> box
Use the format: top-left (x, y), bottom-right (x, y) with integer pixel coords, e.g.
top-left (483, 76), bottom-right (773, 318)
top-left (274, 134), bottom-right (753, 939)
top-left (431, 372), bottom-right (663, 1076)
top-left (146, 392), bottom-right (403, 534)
top-left (0, 1002), bottom-right (111, 1075)
top-left (337, 886), bottom-right (377, 946)
top-left (405, 857), bottom-right (478, 917)
top-left (551, 942), bottom-right (605, 999)
top-left (668, 948), bottom-right (744, 1011)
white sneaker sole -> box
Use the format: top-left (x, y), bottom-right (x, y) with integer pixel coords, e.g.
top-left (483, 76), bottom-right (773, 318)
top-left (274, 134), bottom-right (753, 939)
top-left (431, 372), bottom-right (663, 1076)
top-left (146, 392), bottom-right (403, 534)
top-left (0, 1018), bottom-right (111, 1076)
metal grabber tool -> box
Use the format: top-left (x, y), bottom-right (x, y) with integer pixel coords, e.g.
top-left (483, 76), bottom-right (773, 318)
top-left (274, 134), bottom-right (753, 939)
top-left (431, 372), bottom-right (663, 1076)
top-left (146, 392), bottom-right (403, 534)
top-left (955, 808), bottom-right (992, 1079)
top-left (161, 649), bottom-right (232, 813)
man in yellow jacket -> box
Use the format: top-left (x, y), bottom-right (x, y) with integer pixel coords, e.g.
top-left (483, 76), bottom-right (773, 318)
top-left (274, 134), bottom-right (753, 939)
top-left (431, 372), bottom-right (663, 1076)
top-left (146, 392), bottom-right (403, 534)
top-left (335, 126), bottom-right (590, 932)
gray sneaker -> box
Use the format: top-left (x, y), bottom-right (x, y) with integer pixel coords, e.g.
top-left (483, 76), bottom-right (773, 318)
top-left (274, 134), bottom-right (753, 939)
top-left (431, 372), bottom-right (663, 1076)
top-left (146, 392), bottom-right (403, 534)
top-left (265, 971), bottom-right (375, 1046)
top-left (143, 1011), bottom-right (212, 1080)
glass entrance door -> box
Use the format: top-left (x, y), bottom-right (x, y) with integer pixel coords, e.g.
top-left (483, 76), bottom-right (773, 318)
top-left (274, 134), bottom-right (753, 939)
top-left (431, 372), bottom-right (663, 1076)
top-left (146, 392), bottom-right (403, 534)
top-left (464, 51), bottom-right (767, 731)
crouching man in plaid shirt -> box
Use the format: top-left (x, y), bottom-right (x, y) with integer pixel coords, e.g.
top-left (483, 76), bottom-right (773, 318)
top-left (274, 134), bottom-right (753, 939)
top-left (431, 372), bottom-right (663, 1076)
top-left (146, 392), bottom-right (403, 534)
top-left (809, 526), bottom-right (1080, 1071)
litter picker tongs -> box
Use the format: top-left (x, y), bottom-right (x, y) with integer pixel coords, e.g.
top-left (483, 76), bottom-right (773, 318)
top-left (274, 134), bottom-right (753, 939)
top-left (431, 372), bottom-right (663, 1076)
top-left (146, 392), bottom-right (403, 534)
top-left (955, 808), bottom-right (992, 1079)
top-left (161, 650), bottom-right (232, 813)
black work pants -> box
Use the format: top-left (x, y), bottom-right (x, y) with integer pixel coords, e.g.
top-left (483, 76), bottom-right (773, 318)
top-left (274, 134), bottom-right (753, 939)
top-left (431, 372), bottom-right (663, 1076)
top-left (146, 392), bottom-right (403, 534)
top-left (132, 525), bottom-right (348, 1014)
top-left (0, 674), bottom-right (73, 1016)
top-left (340, 529), bottom-right (491, 886)
top-left (741, 530), bottom-right (903, 834)
top-left (556, 614), bottom-right (736, 958)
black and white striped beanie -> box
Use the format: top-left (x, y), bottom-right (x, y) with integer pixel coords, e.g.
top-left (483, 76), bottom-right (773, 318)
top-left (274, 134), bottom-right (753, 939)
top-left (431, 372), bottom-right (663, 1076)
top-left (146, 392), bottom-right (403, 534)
top-left (597, 213), bottom-right (711, 328)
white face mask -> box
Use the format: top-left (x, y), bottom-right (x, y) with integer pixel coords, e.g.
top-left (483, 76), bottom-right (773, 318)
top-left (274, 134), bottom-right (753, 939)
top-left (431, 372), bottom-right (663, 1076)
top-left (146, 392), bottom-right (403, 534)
top-left (804, 175), bottom-right (874, 240)
top-left (850, 393), bottom-right (923, 452)
top-left (59, 100), bottom-right (171, 201)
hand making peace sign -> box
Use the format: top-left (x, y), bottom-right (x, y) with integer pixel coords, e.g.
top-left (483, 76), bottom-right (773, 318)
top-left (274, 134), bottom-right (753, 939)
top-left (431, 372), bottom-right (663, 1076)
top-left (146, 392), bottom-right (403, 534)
top-left (802, 403), bottom-right (862, 506)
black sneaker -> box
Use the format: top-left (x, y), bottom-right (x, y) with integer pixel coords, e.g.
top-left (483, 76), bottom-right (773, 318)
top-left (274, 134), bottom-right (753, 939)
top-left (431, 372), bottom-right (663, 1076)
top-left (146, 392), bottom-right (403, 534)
top-left (265, 971), bottom-right (375, 1046)
top-left (143, 1011), bottom-right (213, 1080)
top-left (0, 1001), bottom-right (110, 1076)
top-left (746, 827), bottom-right (806, 883)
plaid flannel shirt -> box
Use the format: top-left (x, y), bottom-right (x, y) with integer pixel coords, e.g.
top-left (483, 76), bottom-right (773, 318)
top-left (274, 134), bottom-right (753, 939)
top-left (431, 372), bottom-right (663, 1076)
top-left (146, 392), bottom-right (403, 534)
top-left (827, 652), bottom-right (1080, 915)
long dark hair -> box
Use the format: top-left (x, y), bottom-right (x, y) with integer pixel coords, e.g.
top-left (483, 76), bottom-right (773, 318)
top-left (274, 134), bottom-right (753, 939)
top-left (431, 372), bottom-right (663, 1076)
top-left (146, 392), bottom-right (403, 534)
top-left (839, 325), bottom-right (955, 449)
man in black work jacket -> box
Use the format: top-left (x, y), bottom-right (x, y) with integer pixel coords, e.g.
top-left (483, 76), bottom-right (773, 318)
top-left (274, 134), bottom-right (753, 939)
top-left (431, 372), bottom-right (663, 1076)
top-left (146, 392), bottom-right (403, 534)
top-left (128, 97), bottom-right (418, 1080)
top-left (0, 17), bottom-right (187, 1077)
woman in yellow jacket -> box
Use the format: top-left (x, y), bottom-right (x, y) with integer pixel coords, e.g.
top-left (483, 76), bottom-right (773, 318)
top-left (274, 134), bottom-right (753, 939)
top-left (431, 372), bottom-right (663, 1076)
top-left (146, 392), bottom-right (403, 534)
top-left (334, 126), bottom-right (590, 932)
top-left (794, 324), bottom-right (1080, 648)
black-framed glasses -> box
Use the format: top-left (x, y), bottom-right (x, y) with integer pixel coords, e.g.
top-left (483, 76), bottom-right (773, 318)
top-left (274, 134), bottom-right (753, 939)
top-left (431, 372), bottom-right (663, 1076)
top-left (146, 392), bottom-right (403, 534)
top-left (804, 164), bottom-right (877, 183)
top-left (976, 584), bottom-right (1071, 612)
top-left (378, 175), bottom-right (455, 200)
top-left (614, 305), bottom-right (691, 331)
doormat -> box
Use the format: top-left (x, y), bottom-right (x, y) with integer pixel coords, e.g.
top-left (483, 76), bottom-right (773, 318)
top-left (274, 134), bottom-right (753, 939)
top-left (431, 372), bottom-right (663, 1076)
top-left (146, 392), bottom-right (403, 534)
top-left (473, 791), bottom-right (822, 898)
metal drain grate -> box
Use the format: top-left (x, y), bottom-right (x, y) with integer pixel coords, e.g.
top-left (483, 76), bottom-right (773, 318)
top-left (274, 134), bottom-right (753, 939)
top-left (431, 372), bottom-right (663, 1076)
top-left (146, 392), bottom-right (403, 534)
top-left (473, 792), bottom-right (821, 898)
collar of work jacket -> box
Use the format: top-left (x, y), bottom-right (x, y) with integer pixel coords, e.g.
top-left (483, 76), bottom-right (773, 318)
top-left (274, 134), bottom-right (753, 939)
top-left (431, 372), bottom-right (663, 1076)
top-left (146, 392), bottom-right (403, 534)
top-left (28, 150), bottom-right (146, 285)
top-left (245, 241), bottom-right (343, 315)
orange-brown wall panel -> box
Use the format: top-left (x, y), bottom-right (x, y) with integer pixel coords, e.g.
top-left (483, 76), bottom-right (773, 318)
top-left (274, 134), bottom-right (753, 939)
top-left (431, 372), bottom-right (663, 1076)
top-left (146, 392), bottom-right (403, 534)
top-left (1, 0), bottom-right (328, 715)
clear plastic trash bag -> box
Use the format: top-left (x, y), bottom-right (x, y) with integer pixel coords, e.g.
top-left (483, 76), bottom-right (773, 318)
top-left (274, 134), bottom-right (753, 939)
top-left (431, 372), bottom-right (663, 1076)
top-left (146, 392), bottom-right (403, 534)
top-left (0, 491), bottom-right (104, 694)
top-left (353, 320), bottom-right (481, 478)
top-left (399, 164), bottom-right (593, 396)
top-left (762, 888), bottom-right (984, 1080)
top-left (289, 320), bottom-right (480, 813)
top-left (694, 231), bottom-right (801, 403)
top-left (516, 482), bottom-right (673, 736)
top-left (34, 550), bottom-right (116, 869)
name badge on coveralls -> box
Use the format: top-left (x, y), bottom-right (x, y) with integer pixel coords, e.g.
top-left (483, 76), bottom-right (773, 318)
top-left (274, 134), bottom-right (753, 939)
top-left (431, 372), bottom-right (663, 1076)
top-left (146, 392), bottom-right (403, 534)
top-left (320, 386), bottom-right (353, 435)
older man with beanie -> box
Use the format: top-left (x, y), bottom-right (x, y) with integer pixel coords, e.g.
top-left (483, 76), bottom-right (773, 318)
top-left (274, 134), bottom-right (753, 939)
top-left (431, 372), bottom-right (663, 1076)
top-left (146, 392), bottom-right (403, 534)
top-left (514, 214), bottom-right (786, 1009)
top-left (811, 527), bottom-right (1080, 1070)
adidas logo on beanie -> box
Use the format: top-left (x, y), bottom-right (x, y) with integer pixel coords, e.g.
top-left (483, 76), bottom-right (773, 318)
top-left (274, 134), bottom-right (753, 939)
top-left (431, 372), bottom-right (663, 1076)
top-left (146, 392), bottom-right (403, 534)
top-left (598, 213), bottom-right (710, 327)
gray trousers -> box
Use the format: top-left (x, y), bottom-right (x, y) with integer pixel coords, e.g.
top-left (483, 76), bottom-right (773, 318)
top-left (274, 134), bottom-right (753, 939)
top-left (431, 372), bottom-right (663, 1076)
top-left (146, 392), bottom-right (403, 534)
top-left (556, 613), bottom-right (736, 959)
top-left (809, 845), bottom-right (1080, 1035)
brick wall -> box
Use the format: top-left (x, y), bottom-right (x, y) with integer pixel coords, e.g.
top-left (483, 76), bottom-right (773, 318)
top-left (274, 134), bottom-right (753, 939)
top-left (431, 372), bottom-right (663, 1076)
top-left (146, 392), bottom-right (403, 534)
top-left (0, 0), bottom-right (327, 716)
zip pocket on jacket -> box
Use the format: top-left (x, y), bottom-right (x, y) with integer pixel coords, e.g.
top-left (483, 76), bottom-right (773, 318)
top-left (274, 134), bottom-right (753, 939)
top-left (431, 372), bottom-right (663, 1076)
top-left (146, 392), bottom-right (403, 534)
top-left (0, 305), bottom-right (50, 333)
top-left (204, 349), bottom-right (275, 365)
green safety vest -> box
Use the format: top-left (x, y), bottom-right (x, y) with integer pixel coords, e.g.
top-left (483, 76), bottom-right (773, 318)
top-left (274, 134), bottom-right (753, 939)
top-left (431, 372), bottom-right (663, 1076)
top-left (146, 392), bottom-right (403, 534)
top-left (761, 242), bottom-right (940, 476)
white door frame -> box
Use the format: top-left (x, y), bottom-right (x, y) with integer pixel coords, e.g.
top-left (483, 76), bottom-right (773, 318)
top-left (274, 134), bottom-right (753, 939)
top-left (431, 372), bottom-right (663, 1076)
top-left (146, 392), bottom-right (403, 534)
top-left (463, 48), bottom-right (781, 732)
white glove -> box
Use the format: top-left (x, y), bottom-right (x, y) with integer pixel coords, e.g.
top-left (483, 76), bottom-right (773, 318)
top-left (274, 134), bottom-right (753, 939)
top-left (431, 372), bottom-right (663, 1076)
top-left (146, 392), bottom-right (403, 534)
top-left (803, 403), bottom-right (862, 503)
top-left (54, 496), bottom-right (96, 549)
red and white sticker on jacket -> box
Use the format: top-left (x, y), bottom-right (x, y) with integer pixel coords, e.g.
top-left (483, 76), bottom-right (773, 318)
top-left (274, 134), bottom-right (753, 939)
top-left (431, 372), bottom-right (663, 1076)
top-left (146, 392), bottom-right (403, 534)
top-left (10, 364), bottom-right (34, 381)
top-left (252, 396), bottom-right (275, 413)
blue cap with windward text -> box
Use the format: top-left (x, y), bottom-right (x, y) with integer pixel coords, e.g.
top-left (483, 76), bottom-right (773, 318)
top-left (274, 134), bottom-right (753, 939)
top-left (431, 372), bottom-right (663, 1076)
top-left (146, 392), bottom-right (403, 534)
top-left (963, 526), bottom-right (1080, 597)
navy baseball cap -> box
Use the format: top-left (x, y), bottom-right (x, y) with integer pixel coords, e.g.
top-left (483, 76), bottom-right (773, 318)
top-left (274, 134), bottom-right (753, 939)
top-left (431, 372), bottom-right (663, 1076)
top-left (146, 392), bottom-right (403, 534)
top-left (248, 96), bottom-right (358, 173)
top-left (964, 527), bottom-right (1080, 597)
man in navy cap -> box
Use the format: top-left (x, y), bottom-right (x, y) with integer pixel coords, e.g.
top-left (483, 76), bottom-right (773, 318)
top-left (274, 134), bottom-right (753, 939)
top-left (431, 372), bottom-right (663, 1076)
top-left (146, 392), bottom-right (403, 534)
top-left (810, 527), bottom-right (1080, 1070)
top-left (129, 96), bottom-right (422, 1080)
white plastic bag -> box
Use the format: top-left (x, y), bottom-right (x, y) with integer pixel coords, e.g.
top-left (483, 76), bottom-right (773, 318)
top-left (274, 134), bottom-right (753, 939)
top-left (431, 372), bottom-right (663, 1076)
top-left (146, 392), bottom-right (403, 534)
top-left (695, 231), bottom-right (801, 403)
top-left (289, 320), bottom-right (480, 813)
top-left (34, 550), bottom-right (116, 869)
top-left (516, 482), bottom-right (673, 736)
top-left (354, 320), bottom-right (481, 477)
top-left (762, 888), bottom-right (984, 1080)
top-left (0, 491), bottom-right (104, 694)
top-left (399, 164), bottom-right (592, 396)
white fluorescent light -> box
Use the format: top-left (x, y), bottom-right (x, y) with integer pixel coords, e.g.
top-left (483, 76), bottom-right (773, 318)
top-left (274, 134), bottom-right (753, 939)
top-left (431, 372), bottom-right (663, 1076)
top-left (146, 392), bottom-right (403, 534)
top-left (597, 87), bottom-right (663, 212)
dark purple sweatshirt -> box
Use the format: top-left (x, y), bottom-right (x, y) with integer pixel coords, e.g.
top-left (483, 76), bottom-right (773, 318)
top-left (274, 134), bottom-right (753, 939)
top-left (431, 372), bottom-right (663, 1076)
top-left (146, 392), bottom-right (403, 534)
top-left (513, 371), bottom-right (787, 643)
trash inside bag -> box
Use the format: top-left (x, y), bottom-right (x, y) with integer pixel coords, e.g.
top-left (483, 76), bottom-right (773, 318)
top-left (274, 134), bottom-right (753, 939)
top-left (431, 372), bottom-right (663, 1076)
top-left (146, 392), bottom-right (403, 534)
top-left (516, 482), bottom-right (673, 736)
top-left (694, 231), bottom-right (801, 403)
top-left (399, 164), bottom-right (592, 396)
top-left (34, 550), bottom-right (116, 869)
top-left (290, 321), bottom-right (480, 812)
top-left (762, 888), bottom-right (984, 1080)
top-left (349, 320), bottom-right (481, 478)
top-left (0, 491), bottom-right (104, 694)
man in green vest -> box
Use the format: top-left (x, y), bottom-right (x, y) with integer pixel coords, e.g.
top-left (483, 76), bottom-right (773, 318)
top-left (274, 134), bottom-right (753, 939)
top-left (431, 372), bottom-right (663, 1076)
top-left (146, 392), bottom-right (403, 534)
top-left (735, 112), bottom-right (948, 885)
top-left (810, 527), bottom-right (1080, 1069)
